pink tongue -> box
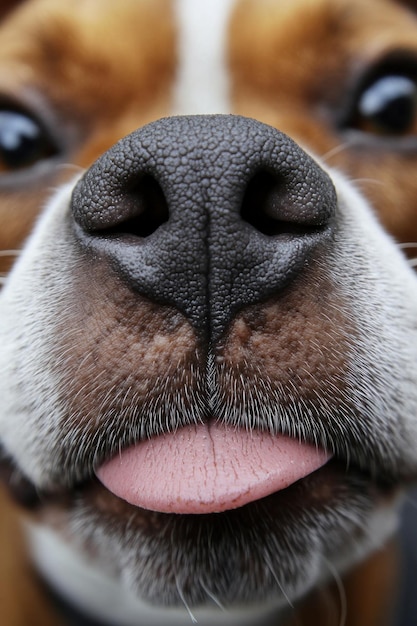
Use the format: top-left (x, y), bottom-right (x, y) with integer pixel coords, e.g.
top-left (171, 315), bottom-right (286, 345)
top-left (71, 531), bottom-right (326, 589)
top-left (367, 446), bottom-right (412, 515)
top-left (96, 423), bottom-right (330, 514)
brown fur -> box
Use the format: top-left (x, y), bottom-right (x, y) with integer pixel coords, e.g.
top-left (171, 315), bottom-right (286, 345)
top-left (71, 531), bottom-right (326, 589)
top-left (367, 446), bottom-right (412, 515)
top-left (229, 0), bottom-right (417, 245)
top-left (0, 0), bottom-right (176, 272)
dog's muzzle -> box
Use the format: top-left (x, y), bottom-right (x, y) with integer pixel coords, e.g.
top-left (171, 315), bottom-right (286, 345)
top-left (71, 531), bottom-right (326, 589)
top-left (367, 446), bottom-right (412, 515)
top-left (2, 112), bottom-right (417, 605)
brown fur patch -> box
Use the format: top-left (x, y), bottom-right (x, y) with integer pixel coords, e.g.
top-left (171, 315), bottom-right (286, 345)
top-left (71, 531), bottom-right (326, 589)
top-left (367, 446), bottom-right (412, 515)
top-left (0, 0), bottom-right (176, 270)
top-left (228, 0), bottom-right (417, 245)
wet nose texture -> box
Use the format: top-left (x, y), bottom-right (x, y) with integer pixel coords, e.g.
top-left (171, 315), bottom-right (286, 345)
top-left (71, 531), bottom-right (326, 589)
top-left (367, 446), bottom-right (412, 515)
top-left (72, 115), bottom-right (337, 343)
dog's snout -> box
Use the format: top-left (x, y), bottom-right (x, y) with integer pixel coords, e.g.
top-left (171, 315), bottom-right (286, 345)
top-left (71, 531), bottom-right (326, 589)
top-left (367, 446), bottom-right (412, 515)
top-left (72, 115), bottom-right (336, 341)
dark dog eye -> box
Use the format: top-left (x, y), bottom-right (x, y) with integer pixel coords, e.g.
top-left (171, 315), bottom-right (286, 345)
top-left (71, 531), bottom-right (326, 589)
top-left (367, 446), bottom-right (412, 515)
top-left (0, 109), bottom-right (58, 171)
top-left (356, 74), bottom-right (417, 134)
top-left (343, 54), bottom-right (417, 137)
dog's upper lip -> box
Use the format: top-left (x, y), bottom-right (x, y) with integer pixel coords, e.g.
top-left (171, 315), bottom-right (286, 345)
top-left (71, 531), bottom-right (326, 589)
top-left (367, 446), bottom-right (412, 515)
top-left (95, 421), bottom-right (331, 514)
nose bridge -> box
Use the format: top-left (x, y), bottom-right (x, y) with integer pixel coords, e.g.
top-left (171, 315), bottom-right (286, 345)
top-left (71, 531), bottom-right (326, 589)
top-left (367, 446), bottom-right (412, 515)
top-left (72, 116), bottom-right (336, 343)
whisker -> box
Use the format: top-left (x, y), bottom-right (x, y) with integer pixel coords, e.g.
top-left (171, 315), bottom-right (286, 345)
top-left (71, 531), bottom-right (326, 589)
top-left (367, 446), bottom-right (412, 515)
top-left (200, 580), bottom-right (225, 611)
top-left (321, 556), bottom-right (347, 626)
top-left (351, 177), bottom-right (385, 188)
top-left (264, 553), bottom-right (294, 608)
top-left (170, 525), bottom-right (198, 623)
top-left (55, 163), bottom-right (84, 176)
top-left (174, 573), bottom-right (198, 624)
top-left (320, 143), bottom-right (351, 162)
top-left (0, 250), bottom-right (20, 257)
top-left (399, 242), bottom-right (417, 249)
top-left (398, 244), bottom-right (417, 268)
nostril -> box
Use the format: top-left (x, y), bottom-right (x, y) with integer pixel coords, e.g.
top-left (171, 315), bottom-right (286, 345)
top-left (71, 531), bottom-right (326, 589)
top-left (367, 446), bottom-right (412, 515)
top-left (73, 174), bottom-right (169, 239)
top-left (241, 171), bottom-right (288, 237)
top-left (240, 170), bottom-right (328, 237)
top-left (100, 175), bottom-right (169, 239)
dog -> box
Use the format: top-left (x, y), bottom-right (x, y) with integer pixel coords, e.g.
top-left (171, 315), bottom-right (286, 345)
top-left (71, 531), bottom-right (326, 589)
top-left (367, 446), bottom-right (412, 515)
top-left (1, 0), bottom-right (417, 624)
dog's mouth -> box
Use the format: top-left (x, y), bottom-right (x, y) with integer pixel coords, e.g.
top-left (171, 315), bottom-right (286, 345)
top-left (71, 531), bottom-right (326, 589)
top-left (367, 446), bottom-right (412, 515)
top-left (0, 382), bottom-right (401, 517)
top-left (95, 421), bottom-right (331, 514)
top-left (0, 403), bottom-right (400, 608)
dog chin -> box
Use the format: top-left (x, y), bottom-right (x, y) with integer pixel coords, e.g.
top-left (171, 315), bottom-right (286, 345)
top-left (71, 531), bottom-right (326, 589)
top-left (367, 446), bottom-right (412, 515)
top-left (26, 470), bottom-right (399, 620)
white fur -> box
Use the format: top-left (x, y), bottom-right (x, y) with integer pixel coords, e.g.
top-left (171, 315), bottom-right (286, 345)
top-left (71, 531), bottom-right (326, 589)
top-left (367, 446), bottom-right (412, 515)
top-left (172, 0), bottom-right (237, 115)
top-left (326, 170), bottom-right (417, 470)
top-left (26, 522), bottom-right (285, 626)
top-left (0, 182), bottom-right (81, 485)
top-left (25, 497), bottom-right (400, 626)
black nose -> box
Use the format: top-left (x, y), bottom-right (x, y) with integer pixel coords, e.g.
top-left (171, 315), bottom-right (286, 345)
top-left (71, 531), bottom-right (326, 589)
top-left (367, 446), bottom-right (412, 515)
top-left (72, 115), bottom-right (336, 342)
